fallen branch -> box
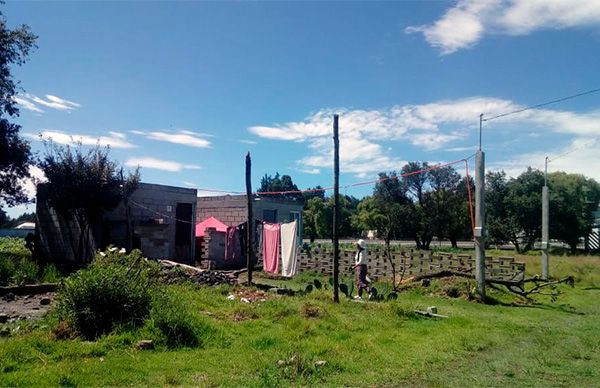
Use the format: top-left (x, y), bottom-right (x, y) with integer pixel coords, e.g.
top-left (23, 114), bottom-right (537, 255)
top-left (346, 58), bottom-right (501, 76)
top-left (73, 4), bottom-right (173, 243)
top-left (398, 270), bottom-right (574, 301)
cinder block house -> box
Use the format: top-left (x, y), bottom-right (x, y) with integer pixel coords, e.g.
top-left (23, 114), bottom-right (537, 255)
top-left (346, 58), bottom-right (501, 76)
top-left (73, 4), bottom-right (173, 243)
top-left (36, 182), bottom-right (197, 266)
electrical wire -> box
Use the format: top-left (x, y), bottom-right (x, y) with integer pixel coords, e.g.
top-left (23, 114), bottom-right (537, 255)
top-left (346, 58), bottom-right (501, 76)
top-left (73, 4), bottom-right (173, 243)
top-left (483, 87), bottom-right (600, 122)
top-left (548, 137), bottom-right (598, 163)
top-left (129, 200), bottom-right (195, 225)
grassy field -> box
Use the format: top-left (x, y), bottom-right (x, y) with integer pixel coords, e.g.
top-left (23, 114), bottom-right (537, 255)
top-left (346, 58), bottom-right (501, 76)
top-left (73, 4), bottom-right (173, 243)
top-left (1, 251), bottom-right (599, 387)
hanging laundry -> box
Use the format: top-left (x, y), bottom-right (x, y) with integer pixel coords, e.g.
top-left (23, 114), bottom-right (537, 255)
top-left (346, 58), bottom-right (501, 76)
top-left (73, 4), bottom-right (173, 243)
top-left (255, 220), bottom-right (263, 253)
top-left (262, 223), bottom-right (280, 274)
top-left (225, 226), bottom-right (238, 261)
top-left (280, 220), bottom-right (298, 277)
top-left (238, 221), bottom-right (247, 261)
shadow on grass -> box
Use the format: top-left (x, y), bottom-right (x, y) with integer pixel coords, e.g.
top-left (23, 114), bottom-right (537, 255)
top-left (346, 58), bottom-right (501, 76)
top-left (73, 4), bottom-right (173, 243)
top-left (485, 295), bottom-right (584, 315)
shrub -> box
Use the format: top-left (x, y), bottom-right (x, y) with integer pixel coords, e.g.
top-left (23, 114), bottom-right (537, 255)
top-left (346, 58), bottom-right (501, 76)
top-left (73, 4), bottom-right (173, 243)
top-left (0, 237), bottom-right (34, 286)
top-left (149, 288), bottom-right (209, 348)
top-left (0, 256), bottom-right (15, 286)
top-left (41, 263), bottom-right (61, 283)
top-left (12, 258), bottom-right (38, 286)
top-left (55, 249), bottom-right (155, 340)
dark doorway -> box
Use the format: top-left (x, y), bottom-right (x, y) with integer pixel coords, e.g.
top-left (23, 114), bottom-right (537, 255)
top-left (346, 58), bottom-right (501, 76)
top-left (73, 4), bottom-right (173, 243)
top-left (175, 203), bottom-right (193, 262)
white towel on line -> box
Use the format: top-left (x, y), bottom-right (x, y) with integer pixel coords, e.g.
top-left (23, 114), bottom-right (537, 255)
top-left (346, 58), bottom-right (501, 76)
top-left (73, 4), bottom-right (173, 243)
top-left (280, 220), bottom-right (298, 277)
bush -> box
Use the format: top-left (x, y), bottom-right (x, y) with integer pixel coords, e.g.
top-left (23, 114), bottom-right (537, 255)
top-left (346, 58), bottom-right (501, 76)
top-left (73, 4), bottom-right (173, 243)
top-left (56, 249), bottom-right (155, 340)
top-left (0, 237), bottom-right (37, 286)
top-left (41, 263), bottom-right (61, 283)
top-left (0, 256), bottom-right (15, 286)
top-left (149, 288), bottom-right (209, 348)
top-left (12, 258), bottom-right (38, 286)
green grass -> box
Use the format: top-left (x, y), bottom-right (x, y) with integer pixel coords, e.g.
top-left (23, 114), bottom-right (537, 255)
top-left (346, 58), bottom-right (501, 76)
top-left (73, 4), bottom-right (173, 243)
top-left (1, 253), bottom-right (600, 387)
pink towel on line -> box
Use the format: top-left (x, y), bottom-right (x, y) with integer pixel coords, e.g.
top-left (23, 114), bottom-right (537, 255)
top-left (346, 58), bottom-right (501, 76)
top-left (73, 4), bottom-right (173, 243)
top-left (262, 223), bottom-right (280, 274)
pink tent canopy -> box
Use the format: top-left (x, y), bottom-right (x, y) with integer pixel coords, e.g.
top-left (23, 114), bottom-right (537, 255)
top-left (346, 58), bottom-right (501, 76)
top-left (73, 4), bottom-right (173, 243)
top-left (195, 216), bottom-right (228, 237)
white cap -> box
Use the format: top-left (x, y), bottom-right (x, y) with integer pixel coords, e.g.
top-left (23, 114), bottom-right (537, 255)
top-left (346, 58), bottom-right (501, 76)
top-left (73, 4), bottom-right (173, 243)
top-left (356, 239), bottom-right (366, 249)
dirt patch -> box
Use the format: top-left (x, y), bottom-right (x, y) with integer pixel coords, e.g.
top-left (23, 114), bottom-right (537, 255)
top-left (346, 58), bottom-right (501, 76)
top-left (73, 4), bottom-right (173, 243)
top-left (0, 292), bottom-right (55, 323)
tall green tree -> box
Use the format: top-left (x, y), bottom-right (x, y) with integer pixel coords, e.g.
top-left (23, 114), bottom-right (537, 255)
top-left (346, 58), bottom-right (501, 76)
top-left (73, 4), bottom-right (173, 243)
top-left (0, 12), bottom-right (37, 208)
top-left (549, 172), bottom-right (600, 252)
top-left (258, 172), bottom-right (303, 201)
top-left (504, 168), bottom-right (544, 252)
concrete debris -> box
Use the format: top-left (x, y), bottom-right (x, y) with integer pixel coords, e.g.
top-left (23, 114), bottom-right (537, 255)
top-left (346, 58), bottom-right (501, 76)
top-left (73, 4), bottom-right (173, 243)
top-left (2, 293), bottom-right (15, 302)
top-left (159, 262), bottom-right (239, 286)
top-left (135, 340), bottom-right (154, 350)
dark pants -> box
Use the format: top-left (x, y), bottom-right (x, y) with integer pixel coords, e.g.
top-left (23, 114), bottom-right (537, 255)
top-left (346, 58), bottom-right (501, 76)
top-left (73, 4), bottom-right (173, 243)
top-left (356, 264), bottom-right (370, 296)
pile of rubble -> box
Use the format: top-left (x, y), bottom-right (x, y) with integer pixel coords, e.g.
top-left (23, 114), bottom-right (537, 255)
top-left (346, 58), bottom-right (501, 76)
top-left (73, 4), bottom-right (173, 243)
top-left (158, 260), bottom-right (239, 286)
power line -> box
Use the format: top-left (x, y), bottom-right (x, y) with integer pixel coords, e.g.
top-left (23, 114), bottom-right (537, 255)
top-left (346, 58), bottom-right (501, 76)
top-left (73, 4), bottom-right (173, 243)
top-left (483, 87), bottom-right (600, 122)
top-left (548, 137), bottom-right (598, 163)
top-left (187, 154), bottom-right (477, 197)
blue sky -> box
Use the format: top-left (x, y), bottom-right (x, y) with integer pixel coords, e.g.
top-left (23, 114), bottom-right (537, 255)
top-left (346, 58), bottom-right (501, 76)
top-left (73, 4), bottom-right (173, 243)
top-left (4, 0), bottom-right (600, 217)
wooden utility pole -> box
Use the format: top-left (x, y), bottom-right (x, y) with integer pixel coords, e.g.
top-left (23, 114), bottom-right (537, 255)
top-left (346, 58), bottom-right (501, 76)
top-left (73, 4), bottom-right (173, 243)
top-left (332, 114), bottom-right (340, 303)
top-left (245, 152), bottom-right (254, 286)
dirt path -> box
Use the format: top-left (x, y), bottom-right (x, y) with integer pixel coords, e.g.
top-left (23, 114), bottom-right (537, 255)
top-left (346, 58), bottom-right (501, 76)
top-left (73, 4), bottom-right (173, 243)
top-left (0, 292), bottom-right (55, 323)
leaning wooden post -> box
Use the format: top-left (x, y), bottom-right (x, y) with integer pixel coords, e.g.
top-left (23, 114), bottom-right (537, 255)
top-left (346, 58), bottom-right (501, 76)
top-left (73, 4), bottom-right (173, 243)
top-left (332, 114), bottom-right (340, 303)
top-left (245, 152), bottom-right (254, 286)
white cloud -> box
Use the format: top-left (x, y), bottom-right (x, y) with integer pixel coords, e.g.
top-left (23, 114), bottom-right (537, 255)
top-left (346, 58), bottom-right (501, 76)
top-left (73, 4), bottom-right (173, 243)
top-left (297, 168), bottom-right (321, 175)
top-left (240, 139), bottom-right (258, 145)
top-left (13, 97), bottom-right (44, 113)
top-left (126, 157), bottom-right (201, 172)
top-left (406, 0), bottom-right (600, 54)
top-left (28, 130), bottom-right (136, 149)
top-left (15, 94), bottom-right (81, 113)
top-left (490, 137), bottom-right (600, 181)
top-left (249, 97), bottom-right (600, 178)
top-left (131, 130), bottom-right (212, 148)
top-left (21, 165), bottom-right (47, 199)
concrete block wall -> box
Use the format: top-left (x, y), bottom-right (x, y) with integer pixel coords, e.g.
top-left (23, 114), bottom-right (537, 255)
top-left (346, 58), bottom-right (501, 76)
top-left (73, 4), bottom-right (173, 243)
top-left (196, 194), bottom-right (304, 239)
top-left (107, 183), bottom-right (197, 263)
top-left (197, 196), bottom-right (248, 227)
top-left (295, 245), bottom-right (525, 282)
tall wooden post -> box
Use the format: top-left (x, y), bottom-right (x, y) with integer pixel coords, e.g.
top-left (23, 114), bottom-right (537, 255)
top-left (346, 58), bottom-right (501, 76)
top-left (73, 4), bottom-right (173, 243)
top-left (245, 152), bottom-right (254, 286)
top-left (332, 114), bottom-right (340, 303)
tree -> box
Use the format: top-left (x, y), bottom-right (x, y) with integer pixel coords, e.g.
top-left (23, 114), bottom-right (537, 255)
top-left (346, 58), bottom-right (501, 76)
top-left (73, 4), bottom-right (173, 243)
top-left (548, 172), bottom-right (600, 252)
top-left (486, 170), bottom-right (512, 247)
top-left (303, 195), bottom-right (358, 240)
top-left (302, 185), bottom-right (325, 202)
top-left (353, 172), bottom-right (413, 287)
top-left (486, 168), bottom-right (546, 252)
top-left (38, 143), bottom-right (140, 262)
top-left (0, 207), bottom-right (8, 227)
top-left (258, 172), bottom-right (303, 201)
top-left (4, 211), bottom-right (34, 228)
top-left (505, 168), bottom-right (544, 252)
top-left (0, 12), bottom-right (37, 208)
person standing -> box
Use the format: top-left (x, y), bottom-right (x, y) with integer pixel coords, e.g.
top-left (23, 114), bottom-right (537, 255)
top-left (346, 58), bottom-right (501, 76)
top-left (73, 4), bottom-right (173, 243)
top-left (352, 239), bottom-right (370, 299)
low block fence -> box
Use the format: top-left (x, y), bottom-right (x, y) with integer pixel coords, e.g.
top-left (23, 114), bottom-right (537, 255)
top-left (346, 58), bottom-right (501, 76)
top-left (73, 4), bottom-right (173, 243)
top-left (296, 244), bottom-right (525, 283)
